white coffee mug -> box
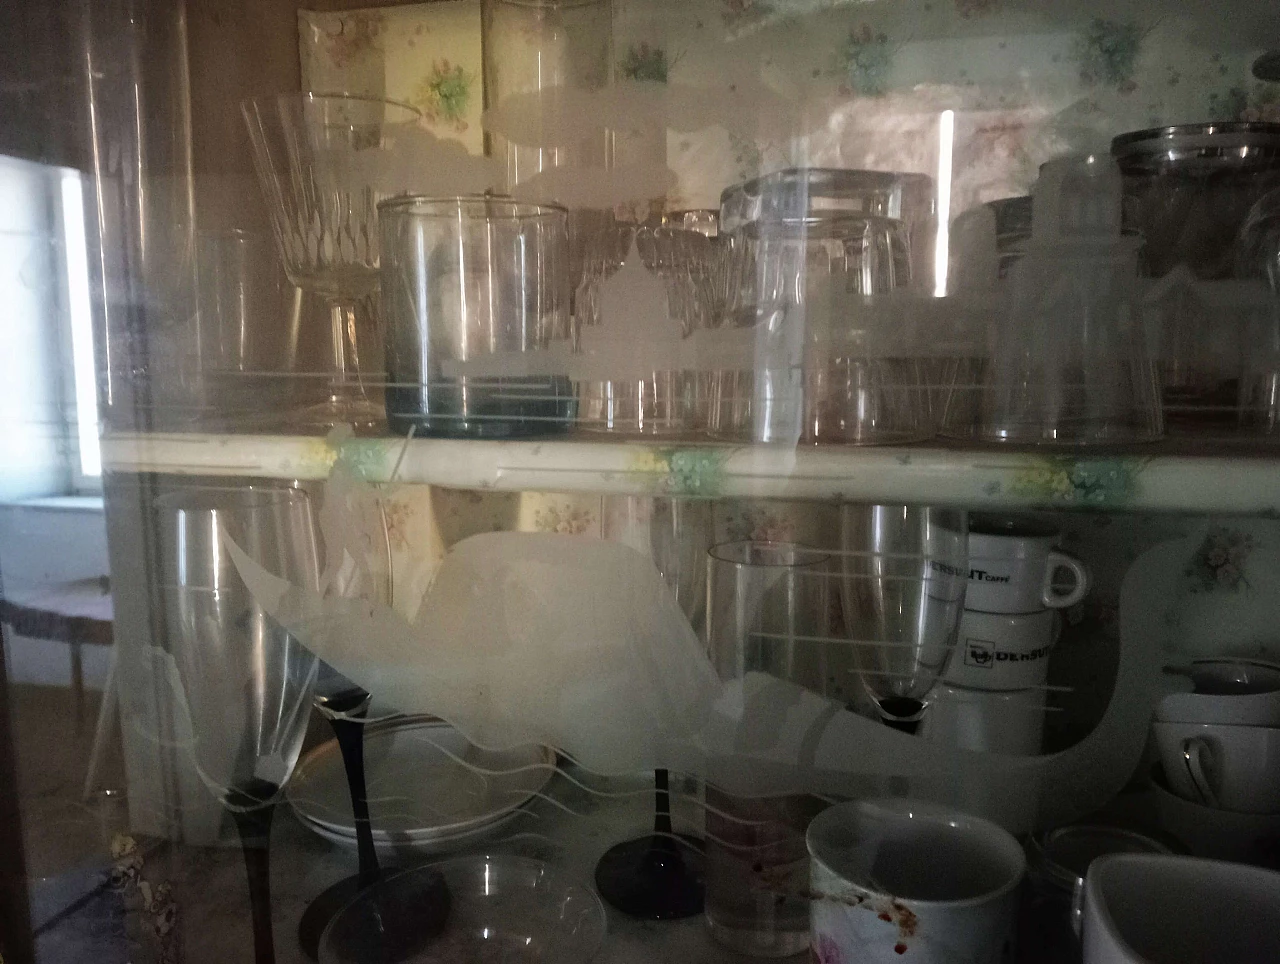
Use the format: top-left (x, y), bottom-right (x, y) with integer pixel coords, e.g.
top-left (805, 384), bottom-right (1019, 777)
top-left (808, 798), bottom-right (1024, 964)
top-left (1157, 658), bottom-right (1280, 727)
top-left (1152, 720), bottom-right (1280, 813)
top-left (966, 516), bottom-right (1090, 615)
top-left (1073, 853), bottom-right (1280, 963)
top-left (922, 683), bottom-right (1046, 756)
top-left (944, 608), bottom-right (1058, 690)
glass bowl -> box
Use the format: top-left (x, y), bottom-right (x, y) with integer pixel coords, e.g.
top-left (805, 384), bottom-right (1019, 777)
top-left (318, 854), bottom-right (607, 963)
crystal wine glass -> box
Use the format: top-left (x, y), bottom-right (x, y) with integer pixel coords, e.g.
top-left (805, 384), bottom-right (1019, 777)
top-left (242, 93), bottom-right (422, 430)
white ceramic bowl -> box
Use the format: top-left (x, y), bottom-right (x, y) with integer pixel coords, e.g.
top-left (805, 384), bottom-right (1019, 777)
top-left (1152, 765), bottom-right (1280, 864)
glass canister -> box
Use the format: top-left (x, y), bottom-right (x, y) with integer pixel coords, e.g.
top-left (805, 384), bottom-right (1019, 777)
top-left (1113, 122), bottom-right (1280, 281)
top-left (481, 0), bottom-right (614, 191)
top-left (379, 195), bottom-right (575, 438)
top-left (1114, 123), bottom-right (1280, 427)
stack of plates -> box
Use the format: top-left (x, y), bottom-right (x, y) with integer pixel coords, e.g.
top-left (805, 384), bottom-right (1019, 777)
top-left (288, 716), bottom-right (556, 856)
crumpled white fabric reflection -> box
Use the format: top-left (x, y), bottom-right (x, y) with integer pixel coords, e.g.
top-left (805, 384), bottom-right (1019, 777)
top-left (224, 472), bottom-right (1168, 833)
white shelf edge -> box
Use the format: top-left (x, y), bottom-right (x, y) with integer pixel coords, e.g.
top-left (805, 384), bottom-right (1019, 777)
top-left (101, 432), bottom-right (1280, 515)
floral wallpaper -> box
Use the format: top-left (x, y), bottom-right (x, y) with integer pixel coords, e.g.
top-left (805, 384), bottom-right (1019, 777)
top-left (300, 0), bottom-right (1278, 213)
top-left (299, 2), bottom-right (485, 154)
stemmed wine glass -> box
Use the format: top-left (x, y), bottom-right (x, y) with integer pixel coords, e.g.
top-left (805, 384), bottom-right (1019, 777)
top-left (158, 486), bottom-right (322, 964)
top-left (242, 93), bottom-right (422, 430)
top-left (839, 504), bottom-right (968, 729)
top-left (594, 496), bottom-right (712, 919)
top-left (296, 497), bottom-right (396, 960)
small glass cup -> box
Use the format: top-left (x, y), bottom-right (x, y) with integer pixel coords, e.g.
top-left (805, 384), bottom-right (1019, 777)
top-left (379, 195), bottom-right (575, 438)
top-left (704, 541), bottom-right (832, 957)
top-left (576, 371), bottom-right (700, 436)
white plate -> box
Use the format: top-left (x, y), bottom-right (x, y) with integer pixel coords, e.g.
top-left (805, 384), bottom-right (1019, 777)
top-left (287, 717), bottom-right (555, 843)
top-left (294, 806), bottom-right (526, 857)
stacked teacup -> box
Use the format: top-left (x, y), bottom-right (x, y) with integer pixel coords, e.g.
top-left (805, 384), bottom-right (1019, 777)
top-left (1152, 658), bottom-right (1280, 861)
top-left (923, 514), bottom-right (1090, 756)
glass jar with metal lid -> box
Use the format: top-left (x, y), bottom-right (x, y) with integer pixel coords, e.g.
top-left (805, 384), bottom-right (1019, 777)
top-left (1112, 122), bottom-right (1280, 280)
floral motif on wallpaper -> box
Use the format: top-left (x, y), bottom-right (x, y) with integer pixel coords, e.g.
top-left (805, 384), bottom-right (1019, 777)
top-left (1208, 83), bottom-right (1280, 123)
top-left (1073, 18), bottom-right (1144, 91)
top-left (413, 60), bottom-right (476, 130)
top-left (840, 24), bottom-right (893, 97)
top-left (620, 42), bottom-right (671, 83)
top-left (720, 0), bottom-right (774, 31)
top-left (530, 502), bottom-right (598, 535)
top-left (319, 12), bottom-right (384, 69)
top-left (954, 0), bottom-right (1001, 17)
top-left (723, 506), bottom-right (798, 543)
top-left (300, 3), bottom-right (485, 154)
top-left (1184, 526), bottom-right (1256, 593)
top-left (1008, 457), bottom-right (1146, 508)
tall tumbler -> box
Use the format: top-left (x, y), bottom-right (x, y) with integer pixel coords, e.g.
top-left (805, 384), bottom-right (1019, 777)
top-left (380, 195), bottom-right (575, 438)
top-left (704, 541), bottom-right (831, 957)
top-left (710, 215), bottom-right (919, 444)
top-left (840, 505), bottom-right (968, 724)
top-left (157, 486), bottom-right (321, 964)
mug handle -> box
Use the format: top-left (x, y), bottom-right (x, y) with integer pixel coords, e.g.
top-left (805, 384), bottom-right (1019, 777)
top-left (1181, 736), bottom-right (1220, 809)
top-left (1041, 551), bottom-right (1090, 609)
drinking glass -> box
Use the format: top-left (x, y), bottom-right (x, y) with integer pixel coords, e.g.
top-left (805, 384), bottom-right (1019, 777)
top-left (158, 486), bottom-right (321, 964)
top-left (594, 498), bottom-right (713, 919)
top-left (711, 215), bottom-right (921, 444)
top-left (191, 230), bottom-right (295, 428)
top-left (1235, 187), bottom-right (1280, 433)
top-left (576, 371), bottom-right (700, 435)
top-left (964, 154), bottom-right (1163, 445)
top-left (718, 168), bottom-right (936, 287)
top-left (636, 222), bottom-right (724, 335)
top-left (574, 221), bottom-right (718, 436)
top-left (839, 504), bottom-right (968, 725)
top-left (242, 94), bottom-right (422, 430)
top-left (379, 194), bottom-right (574, 438)
top-left (703, 541), bottom-right (831, 957)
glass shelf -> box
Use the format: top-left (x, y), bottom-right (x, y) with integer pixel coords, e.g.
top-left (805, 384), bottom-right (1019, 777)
top-left (102, 431), bottom-right (1280, 514)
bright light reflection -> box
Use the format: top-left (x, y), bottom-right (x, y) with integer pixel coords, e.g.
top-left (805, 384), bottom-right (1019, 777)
top-left (934, 109), bottom-right (955, 298)
top-left (61, 171), bottom-right (102, 477)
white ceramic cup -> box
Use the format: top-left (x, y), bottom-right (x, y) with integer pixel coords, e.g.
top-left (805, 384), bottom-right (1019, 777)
top-left (808, 798), bottom-right (1024, 964)
top-left (944, 608), bottom-right (1058, 691)
top-left (1073, 853), bottom-right (1280, 963)
top-left (966, 516), bottom-right (1090, 615)
top-left (922, 683), bottom-right (1046, 756)
top-left (1157, 658), bottom-right (1280, 726)
top-left (1152, 720), bottom-right (1280, 813)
